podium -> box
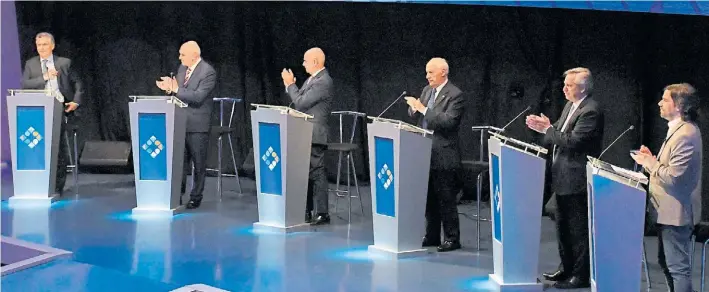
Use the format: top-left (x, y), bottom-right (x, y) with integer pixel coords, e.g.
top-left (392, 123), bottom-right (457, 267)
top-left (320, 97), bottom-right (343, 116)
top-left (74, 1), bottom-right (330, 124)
top-left (366, 117), bottom-right (433, 257)
top-left (250, 104), bottom-right (314, 231)
top-left (128, 96), bottom-right (187, 216)
top-left (586, 157), bottom-right (648, 292)
top-left (487, 132), bottom-right (547, 291)
top-left (5, 89), bottom-right (63, 206)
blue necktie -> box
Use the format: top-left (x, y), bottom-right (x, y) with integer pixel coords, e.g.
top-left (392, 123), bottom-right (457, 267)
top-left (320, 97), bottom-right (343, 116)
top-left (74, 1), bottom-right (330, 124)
top-left (421, 88), bottom-right (436, 129)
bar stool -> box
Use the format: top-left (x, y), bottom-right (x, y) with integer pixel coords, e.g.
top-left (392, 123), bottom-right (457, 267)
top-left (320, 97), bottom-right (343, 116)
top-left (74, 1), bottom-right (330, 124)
top-left (208, 97), bottom-right (243, 198)
top-left (468, 126), bottom-right (502, 250)
top-left (64, 116), bottom-right (79, 195)
top-left (327, 111), bottom-right (367, 223)
top-left (690, 221), bottom-right (709, 292)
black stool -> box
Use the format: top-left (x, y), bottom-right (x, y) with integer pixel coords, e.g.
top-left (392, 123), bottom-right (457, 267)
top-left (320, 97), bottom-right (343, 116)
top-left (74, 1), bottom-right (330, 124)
top-left (327, 111), bottom-right (367, 223)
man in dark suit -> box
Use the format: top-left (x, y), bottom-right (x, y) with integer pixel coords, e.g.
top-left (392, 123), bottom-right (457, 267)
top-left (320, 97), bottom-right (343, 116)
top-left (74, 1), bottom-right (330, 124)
top-left (281, 47), bottom-right (333, 225)
top-left (405, 57), bottom-right (465, 252)
top-left (526, 67), bottom-right (604, 289)
top-left (156, 41), bottom-right (216, 209)
top-left (21, 32), bottom-right (84, 196)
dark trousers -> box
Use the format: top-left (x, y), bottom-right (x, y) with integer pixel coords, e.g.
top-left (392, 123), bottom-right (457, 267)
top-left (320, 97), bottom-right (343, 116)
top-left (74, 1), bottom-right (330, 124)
top-left (424, 169), bottom-right (461, 243)
top-left (306, 144), bottom-right (329, 215)
top-left (55, 119), bottom-right (68, 193)
top-left (554, 192), bottom-right (590, 279)
top-left (657, 224), bottom-right (693, 292)
top-left (181, 132), bottom-right (209, 202)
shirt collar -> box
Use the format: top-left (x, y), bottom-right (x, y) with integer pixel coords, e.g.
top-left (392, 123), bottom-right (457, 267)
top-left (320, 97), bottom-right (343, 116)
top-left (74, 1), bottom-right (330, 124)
top-left (572, 95), bottom-right (587, 108)
top-left (434, 79), bottom-right (448, 94)
top-left (667, 117), bottom-right (682, 131)
top-left (188, 58), bottom-right (202, 72)
top-left (41, 54), bottom-right (55, 63)
top-left (311, 67), bottom-right (326, 78)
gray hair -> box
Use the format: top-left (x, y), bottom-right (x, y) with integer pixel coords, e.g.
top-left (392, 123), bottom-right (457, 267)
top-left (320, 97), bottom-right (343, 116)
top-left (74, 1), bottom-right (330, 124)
top-left (35, 32), bottom-right (55, 44)
top-left (564, 67), bottom-right (593, 93)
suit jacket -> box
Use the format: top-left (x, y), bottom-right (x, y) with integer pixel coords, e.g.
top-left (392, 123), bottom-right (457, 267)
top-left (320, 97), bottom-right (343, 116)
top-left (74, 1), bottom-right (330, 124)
top-left (408, 81), bottom-right (465, 170)
top-left (644, 121), bottom-right (702, 226)
top-left (286, 68), bottom-right (333, 145)
top-left (22, 55), bottom-right (84, 104)
top-left (175, 60), bottom-right (216, 133)
top-left (544, 97), bottom-right (604, 195)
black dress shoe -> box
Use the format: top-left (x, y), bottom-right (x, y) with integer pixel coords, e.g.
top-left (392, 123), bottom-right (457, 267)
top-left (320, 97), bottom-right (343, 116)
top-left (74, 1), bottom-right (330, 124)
top-left (542, 269), bottom-right (568, 282)
top-left (305, 212), bottom-right (313, 223)
top-left (553, 276), bottom-right (590, 289)
top-left (186, 200), bottom-right (201, 209)
top-left (310, 214), bottom-right (330, 225)
top-left (437, 241), bottom-right (461, 252)
top-left (422, 237), bottom-right (441, 247)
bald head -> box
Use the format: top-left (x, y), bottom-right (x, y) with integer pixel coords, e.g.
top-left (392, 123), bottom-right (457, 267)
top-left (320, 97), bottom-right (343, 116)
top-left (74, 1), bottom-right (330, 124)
top-left (179, 41), bottom-right (202, 67)
top-left (425, 57), bottom-right (449, 88)
top-left (302, 47), bottom-right (326, 75)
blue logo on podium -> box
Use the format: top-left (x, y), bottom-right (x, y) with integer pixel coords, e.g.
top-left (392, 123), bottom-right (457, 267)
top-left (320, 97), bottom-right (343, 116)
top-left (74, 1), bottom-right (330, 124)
top-left (16, 106), bottom-right (45, 170)
top-left (258, 123), bottom-right (282, 196)
top-left (374, 137), bottom-right (395, 217)
top-left (491, 154), bottom-right (502, 243)
top-left (589, 182), bottom-right (596, 281)
top-left (138, 113), bottom-right (167, 180)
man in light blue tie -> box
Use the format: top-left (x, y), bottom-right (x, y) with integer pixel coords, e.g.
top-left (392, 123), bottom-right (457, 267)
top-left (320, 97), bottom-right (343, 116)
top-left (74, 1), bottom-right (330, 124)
top-left (406, 57), bottom-right (465, 252)
top-left (21, 32), bottom-right (84, 196)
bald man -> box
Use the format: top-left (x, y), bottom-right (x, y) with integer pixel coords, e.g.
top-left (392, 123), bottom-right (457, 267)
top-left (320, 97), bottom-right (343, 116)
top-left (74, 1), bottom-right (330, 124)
top-left (406, 58), bottom-right (465, 252)
top-left (281, 47), bottom-right (333, 225)
top-left (157, 41), bottom-right (216, 209)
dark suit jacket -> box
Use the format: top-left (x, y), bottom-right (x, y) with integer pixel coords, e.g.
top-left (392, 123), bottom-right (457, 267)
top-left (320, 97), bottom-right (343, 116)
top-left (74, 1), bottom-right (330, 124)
top-left (22, 55), bottom-right (84, 104)
top-left (286, 68), bottom-right (333, 145)
top-left (544, 96), bottom-right (604, 195)
top-left (409, 81), bottom-right (465, 170)
top-left (175, 60), bottom-right (216, 133)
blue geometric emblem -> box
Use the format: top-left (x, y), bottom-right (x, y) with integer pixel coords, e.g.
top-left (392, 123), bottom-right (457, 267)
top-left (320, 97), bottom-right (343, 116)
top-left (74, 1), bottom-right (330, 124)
top-left (138, 113), bottom-right (167, 181)
top-left (16, 106), bottom-right (46, 170)
top-left (258, 123), bottom-right (283, 196)
top-left (374, 137), bottom-right (395, 217)
top-left (491, 154), bottom-right (502, 243)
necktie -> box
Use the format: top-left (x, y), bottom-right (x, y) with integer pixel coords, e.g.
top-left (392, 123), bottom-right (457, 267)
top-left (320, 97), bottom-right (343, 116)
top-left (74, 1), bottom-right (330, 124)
top-left (553, 104), bottom-right (576, 162)
top-left (41, 59), bottom-right (64, 102)
top-left (421, 88), bottom-right (436, 129)
top-left (184, 68), bottom-right (192, 86)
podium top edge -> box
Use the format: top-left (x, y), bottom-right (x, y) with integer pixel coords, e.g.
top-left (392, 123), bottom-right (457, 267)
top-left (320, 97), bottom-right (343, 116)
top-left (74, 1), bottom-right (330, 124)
top-left (367, 116), bottom-right (434, 135)
top-left (251, 104), bottom-right (315, 119)
top-left (129, 96), bottom-right (187, 108)
top-left (7, 89), bottom-right (54, 96)
top-left (490, 132), bottom-right (548, 154)
top-left (471, 125), bottom-right (504, 132)
top-left (213, 97), bottom-right (243, 102)
top-left (331, 111), bottom-right (367, 116)
top-left (587, 157), bottom-right (649, 184)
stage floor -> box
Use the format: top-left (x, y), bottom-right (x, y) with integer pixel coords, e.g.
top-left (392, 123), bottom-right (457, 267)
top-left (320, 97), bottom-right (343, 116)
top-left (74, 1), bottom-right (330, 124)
top-left (0, 173), bottom-right (700, 291)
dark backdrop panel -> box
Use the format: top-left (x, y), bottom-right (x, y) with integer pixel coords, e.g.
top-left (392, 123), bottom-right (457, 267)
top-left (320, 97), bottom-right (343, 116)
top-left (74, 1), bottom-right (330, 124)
top-left (15, 2), bottom-right (709, 218)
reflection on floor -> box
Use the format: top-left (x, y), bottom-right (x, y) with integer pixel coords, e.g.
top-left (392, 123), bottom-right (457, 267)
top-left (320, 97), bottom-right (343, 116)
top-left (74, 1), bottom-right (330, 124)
top-left (0, 174), bottom-right (700, 291)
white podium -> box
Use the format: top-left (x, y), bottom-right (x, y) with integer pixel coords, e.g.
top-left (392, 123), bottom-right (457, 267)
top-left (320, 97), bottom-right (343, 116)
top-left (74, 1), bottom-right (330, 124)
top-left (586, 157), bottom-right (648, 292)
top-left (128, 95), bottom-right (187, 216)
top-left (250, 104), bottom-right (314, 232)
top-left (5, 89), bottom-right (63, 206)
top-left (488, 132), bottom-right (547, 291)
top-left (366, 117), bottom-right (433, 258)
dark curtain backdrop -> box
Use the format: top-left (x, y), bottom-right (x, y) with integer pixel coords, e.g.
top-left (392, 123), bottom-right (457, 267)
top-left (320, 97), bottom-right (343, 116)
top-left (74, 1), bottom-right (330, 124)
top-left (15, 2), bottom-right (709, 218)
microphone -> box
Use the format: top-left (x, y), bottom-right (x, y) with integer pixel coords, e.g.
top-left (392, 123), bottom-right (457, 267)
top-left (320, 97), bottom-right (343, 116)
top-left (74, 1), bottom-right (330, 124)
top-left (598, 125), bottom-right (635, 161)
top-left (377, 91), bottom-right (407, 118)
top-left (500, 105), bottom-right (531, 132)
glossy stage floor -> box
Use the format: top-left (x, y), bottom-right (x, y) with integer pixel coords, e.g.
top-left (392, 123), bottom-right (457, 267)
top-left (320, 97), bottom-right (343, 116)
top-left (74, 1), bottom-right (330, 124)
top-left (0, 173), bottom-right (703, 291)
